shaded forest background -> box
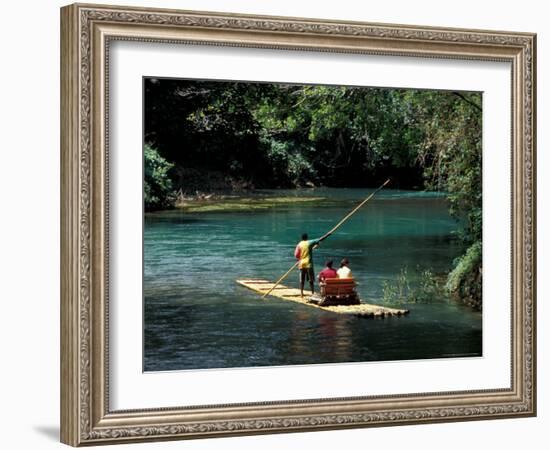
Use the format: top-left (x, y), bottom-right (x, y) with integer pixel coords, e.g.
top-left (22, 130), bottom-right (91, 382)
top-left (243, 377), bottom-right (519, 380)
top-left (143, 78), bottom-right (482, 308)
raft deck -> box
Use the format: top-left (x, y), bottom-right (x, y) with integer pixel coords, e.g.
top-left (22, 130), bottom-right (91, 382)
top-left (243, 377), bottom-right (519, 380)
top-left (236, 279), bottom-right (409, 318)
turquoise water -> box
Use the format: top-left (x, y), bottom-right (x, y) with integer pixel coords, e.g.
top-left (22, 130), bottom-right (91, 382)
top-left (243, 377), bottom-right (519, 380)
top-left (144, 188), bottom-right (482, 371)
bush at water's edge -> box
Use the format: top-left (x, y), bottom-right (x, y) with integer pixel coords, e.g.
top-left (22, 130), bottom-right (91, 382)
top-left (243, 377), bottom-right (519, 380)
top-left (144, 144), bottom-right (175, 212)
top-left (445, 241), bottom-right (482, 310)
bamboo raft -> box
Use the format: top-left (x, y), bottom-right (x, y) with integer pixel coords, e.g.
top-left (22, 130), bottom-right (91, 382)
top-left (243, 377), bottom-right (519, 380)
top-left (236, 279), bottom-right (409, 318)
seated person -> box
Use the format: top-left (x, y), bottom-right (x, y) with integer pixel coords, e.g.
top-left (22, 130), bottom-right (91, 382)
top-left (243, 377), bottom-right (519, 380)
top-left (318, 260), bottom-right (338, 283)
top-left (337, 258), bottom-right (353, 279)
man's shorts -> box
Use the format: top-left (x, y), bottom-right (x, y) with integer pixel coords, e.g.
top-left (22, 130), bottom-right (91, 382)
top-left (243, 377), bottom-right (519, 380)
top-left (299, 267), bottom-right (314, 284)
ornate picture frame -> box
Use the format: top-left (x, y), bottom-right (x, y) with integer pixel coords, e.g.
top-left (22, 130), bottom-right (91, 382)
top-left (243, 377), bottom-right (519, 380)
top-left (60, 3), bottom-right (536, 446)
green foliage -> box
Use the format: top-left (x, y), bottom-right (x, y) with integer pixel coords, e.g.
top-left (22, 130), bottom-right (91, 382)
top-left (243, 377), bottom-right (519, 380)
top-left (261, 138), bottom-right (315, 186)
top-left (415, 269), bottom-right (447, 303)
top-left (445, 241), bottom-right (482, 309)
top-left (403, 91), bottom-right (482, 244)
top-left (399, 90), bottom-right (483, 307)
top-left (252, 85), bottom-right (421, 187)
top-left (382, 267), bottom-right (411, 304)
top-left (382, 267), bottom-right (447, 305)
top-left (144, 144), bottom-right (174, 211)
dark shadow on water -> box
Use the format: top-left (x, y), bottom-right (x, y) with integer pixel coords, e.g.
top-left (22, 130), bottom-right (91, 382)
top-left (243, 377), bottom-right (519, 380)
top-left (33, 425), bottom-right (59, 441)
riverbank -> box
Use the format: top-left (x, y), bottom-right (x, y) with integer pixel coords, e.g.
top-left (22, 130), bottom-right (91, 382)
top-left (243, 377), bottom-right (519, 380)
top-left (165, 164), bottom-right (321, 211)
top-left (175, 194), bottom-right (326, 213)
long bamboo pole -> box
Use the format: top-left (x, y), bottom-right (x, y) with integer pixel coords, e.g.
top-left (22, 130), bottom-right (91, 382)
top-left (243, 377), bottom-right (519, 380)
top-left (262, 178), bottom-right (390, 298)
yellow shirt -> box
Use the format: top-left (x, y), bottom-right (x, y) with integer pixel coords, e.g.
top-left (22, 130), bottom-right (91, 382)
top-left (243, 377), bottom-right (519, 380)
top-left (294, 239), bottom-right (320, 269)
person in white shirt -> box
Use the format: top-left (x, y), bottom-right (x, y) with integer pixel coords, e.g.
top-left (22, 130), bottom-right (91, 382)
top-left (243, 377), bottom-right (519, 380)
top-left (337, 258), bottom-right (353, 278)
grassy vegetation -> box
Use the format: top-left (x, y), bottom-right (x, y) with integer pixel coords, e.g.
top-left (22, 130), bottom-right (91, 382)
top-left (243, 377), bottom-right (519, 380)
top-left (381, 267), bottom-right (448, 306)
top-left (176, 196), bottom-right (325, 213)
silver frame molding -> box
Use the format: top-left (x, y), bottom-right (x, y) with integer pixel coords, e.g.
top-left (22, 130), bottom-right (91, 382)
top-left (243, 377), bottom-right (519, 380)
top-left (60, 3), bottom-right (536, 446)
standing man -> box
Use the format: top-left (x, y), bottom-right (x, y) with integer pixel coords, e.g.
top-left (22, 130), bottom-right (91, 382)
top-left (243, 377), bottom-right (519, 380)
top-left (294, 233), bottom-right (327, 297)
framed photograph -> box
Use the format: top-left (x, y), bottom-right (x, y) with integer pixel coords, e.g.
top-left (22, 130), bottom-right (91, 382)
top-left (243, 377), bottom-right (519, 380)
top-left (60, 3), bottom-right (536, 446)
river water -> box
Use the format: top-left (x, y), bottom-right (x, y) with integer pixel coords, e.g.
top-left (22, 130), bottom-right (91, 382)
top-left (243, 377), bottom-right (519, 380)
top-left (144, 188), bottom-right (482, 371)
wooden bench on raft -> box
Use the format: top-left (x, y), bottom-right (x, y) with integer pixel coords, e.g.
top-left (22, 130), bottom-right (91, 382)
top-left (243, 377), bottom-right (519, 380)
top-left (316, 277), bottom-right (360, 306)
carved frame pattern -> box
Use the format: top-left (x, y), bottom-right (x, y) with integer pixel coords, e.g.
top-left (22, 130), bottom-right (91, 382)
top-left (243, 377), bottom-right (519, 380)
top-left (60, 3), bottom-right (536, 446)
